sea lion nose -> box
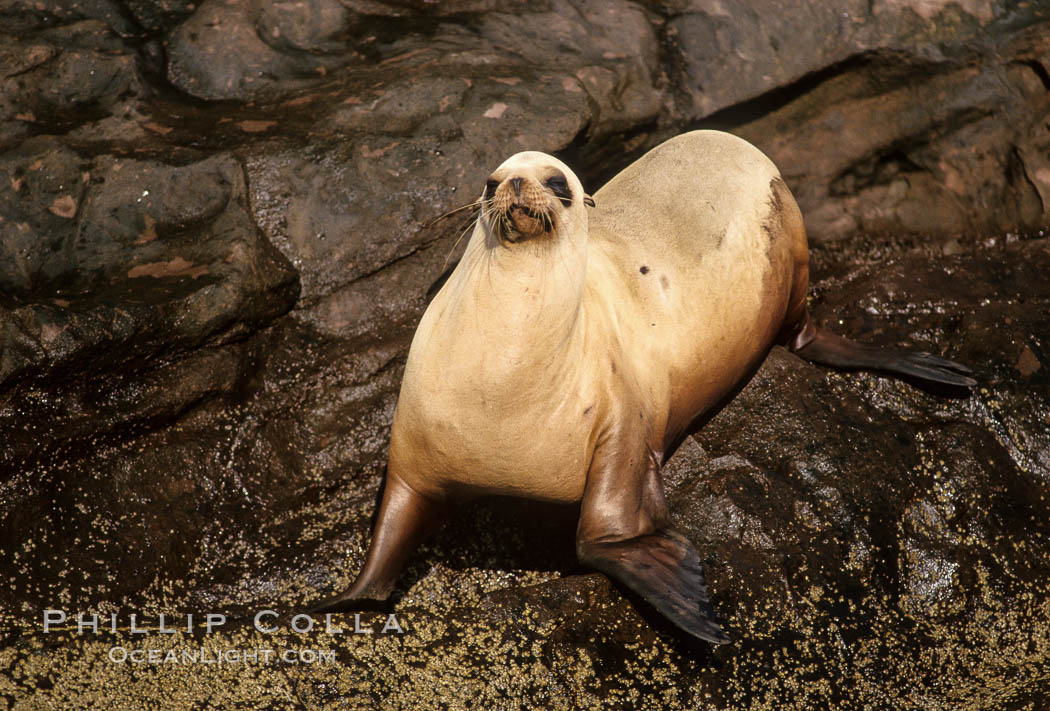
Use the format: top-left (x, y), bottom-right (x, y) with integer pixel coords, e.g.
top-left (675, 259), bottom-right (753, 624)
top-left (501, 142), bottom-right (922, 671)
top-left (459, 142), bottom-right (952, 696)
top-left (510, 177), bottom-right (523, 197)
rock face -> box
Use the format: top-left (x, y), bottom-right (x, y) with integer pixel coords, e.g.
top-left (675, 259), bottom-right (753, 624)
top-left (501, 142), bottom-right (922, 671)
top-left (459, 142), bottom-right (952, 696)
top-left (1, 1), bottom-right (1048, 708)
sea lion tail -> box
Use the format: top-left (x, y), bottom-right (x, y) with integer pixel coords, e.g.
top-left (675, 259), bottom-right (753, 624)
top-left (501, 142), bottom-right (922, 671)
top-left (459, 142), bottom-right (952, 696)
top-left (785, 312), bottom-right (976, 389)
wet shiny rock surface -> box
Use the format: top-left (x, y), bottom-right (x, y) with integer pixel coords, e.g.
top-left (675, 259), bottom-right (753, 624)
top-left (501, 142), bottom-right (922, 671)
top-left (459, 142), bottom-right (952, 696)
top-left (1, 1), bottom-right (1049, 708)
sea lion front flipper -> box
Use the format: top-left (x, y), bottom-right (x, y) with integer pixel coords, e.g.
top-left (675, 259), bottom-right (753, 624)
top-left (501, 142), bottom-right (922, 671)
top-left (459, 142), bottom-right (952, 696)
top-left (786, 312), bottom-right (976, 389)
top-left (576, 444), bottom-right (729, 645)
top-left (309, 474), bottom-right (444, 614)
top-left (578, 529), bottom-right (728, 644)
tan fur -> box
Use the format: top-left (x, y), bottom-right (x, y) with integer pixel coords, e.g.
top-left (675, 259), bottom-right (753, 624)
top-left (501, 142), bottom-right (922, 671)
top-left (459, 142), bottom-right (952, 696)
top-left (390, 131), bottom-right (808, 504)
top-left (315, 131), bottom-right (966, 634)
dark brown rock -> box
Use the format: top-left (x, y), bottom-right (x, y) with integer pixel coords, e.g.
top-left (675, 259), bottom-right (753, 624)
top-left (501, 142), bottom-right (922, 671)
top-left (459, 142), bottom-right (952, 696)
top-left (1, 0), bottom-right (1049, 707)
top-left (0, 140), bottom-right (299, 473)
top-left (165, 0), bottom-right (354, 101)
top-left (731, 24), bottom-right (1050, 241)
top-left (0, 18), bottom-right (151, 149)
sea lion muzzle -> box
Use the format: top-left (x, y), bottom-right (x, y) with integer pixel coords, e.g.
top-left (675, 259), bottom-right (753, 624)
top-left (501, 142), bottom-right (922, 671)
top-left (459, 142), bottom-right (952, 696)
top-left (491, 176), bottom-right (554, 241)
top-left (505, 203), bottom-right (551, 238)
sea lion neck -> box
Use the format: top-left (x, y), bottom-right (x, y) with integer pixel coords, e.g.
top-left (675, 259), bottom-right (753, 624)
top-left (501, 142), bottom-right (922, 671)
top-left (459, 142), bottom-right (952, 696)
top-left (465, 223), bottom-right (589, 359)
top-left (400, 224), bottom-right (591, 428)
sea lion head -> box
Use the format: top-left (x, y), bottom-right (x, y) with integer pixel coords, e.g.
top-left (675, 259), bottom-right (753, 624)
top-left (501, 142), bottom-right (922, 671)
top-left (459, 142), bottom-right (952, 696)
top-left (480, 152), bottom-right (593, 245)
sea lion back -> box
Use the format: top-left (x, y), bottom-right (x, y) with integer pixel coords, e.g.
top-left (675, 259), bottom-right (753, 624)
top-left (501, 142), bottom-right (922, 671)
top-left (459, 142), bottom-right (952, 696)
top-left (584, 130), bottom-right (806, 445)
top-left (590, 130), bottom-right (783, 263)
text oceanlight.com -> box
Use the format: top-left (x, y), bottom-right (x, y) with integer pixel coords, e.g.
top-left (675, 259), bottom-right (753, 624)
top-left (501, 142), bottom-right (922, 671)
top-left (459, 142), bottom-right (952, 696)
top-left (107, 646), bottom-right (337, 665)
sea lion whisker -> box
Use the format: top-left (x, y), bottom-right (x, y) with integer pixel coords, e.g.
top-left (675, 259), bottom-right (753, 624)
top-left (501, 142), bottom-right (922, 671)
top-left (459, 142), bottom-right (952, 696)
top-left (441, 214), bottom-right (480, 271)
top-left (501, 213), bottom-right (513, 242)
top-left (423, 199), bottom-right (482, 229)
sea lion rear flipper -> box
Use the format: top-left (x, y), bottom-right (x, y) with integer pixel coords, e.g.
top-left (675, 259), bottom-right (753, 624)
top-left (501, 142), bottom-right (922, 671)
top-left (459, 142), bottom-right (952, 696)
top-left (786, 313), bottom-right (976, 388)
top-left (576, 443), bottom-right (729, 645)
top-left (309, 475), bottom-right (444, 614)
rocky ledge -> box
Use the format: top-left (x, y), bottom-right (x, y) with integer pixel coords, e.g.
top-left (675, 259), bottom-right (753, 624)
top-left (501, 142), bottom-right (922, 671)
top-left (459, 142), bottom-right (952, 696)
top-left (1, 1), bottom-right (1048, 709)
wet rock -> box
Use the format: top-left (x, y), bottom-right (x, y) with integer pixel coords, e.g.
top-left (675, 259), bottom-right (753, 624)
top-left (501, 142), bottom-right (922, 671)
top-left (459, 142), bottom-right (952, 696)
top-left (1, 0), bottom-right (1049, 708)
top-left (0, 17), bottom-right (151, 148)
top-left (662, 0), bottom-right (998, 122)
top-left (4, 231), bottom-right (1047, 707)
top-left (166, 0), bottom-right (355, 101)
top-left (653, 2), bottom-right (1050, 241)
top-left (121, 0), bottom-right (198, 33)
top-left (0, 140), bottom-right (299, 471)
top-left (731, 22), bottom-right (1050, 240)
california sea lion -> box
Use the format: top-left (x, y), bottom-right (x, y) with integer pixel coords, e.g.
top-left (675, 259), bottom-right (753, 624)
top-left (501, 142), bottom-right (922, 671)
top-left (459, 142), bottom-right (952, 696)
top-left (311, 130), bottom-right (974, 644)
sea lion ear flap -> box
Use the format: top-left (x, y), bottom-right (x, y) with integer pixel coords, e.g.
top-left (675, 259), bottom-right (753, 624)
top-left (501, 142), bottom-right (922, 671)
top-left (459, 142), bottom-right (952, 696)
top-left (584, 195), bottom-right (596, 208)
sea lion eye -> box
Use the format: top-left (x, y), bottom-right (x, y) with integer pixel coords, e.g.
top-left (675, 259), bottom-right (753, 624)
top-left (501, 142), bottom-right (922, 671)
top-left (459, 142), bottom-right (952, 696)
top-left (484, 179), bottom-right (499, 200)
top-left (545, 174), bottom-right (573, 206)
